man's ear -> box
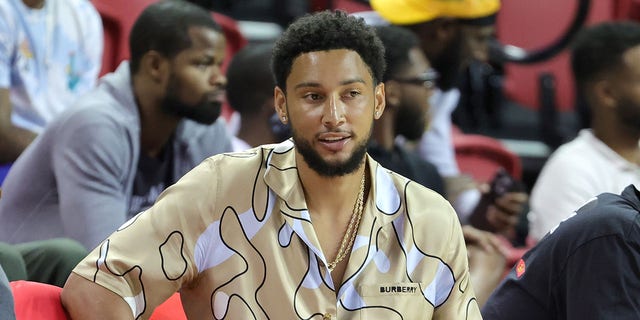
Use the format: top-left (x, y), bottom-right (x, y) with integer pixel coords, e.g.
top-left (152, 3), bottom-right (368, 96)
top-left (140, 50), bottom-right (169, 84)
top-left (374, 82), bottom-right (386, 120)
top-left (592, 79), bottom-right (618, 110)
top-left (274, 86), bottom-right (288, 124)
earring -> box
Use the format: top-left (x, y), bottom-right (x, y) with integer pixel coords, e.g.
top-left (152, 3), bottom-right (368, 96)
top-left (375, 111), bottom-right (380, 117)
top-left (282, 115), bottom-right (287, 122)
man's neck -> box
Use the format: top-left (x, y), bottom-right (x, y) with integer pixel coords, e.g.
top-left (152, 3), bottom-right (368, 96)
top-left (22, 0), bottom-right (45, 9)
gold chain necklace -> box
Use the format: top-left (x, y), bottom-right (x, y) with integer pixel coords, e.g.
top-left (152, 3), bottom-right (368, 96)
top-left (327, 172), bottom-right (366, 271)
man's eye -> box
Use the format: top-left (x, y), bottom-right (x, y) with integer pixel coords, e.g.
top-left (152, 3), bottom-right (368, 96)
top-left (305, 93), bottom-right (321, 101)
top-left (346, 90), bottom-right (361, 98)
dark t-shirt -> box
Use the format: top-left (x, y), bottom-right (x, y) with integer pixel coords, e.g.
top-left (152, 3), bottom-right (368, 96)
top-left (129, 142), bottom-right (174, 217)
top-left (482, 185), bottom-right (640, 320)
top-left (368, 142), bottom-right (445, 196)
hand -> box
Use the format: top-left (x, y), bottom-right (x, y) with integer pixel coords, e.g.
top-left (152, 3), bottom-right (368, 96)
top-left (485, 191), bottom-right (528, 234)
top-left (462, 225), bottom-right (508, 257)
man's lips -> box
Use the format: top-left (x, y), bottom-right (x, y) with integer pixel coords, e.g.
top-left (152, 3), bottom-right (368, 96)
top-left (318, 133), bottom-right (351, 152)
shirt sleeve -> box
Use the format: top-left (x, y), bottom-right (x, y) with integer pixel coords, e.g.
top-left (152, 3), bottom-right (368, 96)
top-left (433, 201), bottom-right (482, 319)
top-left (528, 152), bottom-right (600, 241)
top-left (72, 157), bottom-right (220, 319)
top-left (51, 113), bottom-right (131, 249)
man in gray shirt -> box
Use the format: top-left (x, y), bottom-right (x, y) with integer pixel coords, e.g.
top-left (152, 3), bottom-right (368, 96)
top-left (0, 0), bottom-right (232, 250)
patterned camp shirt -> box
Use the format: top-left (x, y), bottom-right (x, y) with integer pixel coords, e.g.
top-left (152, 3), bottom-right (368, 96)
top-left (72, 139), bottom-right (480, 319)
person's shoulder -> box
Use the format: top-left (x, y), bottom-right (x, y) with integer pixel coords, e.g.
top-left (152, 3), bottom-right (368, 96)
top-left (61, 0), bottom-right (99, 14)
top-left (545, 188), bottom-right (640, 245)
top-left (59, 0), bottom-right (101, 26)
top-left (373, 159), bottom-right (453, 217)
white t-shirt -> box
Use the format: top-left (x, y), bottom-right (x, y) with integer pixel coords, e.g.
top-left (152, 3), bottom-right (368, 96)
top-left (528, 129), bottom-right (640, 241)
top-left (0, 0), bottom-right (103, 132)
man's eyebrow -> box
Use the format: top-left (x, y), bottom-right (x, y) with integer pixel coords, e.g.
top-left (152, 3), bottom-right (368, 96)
top-left (294, 82), bottom-right (321, 90)
top-left (339, 78), bottom-right (366, 86)
top-left (293, 78), bottom-right (367, 90)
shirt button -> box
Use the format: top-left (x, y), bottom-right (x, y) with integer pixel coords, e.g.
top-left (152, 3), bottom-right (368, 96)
top-left (323, 313), bottom-right (332, 319)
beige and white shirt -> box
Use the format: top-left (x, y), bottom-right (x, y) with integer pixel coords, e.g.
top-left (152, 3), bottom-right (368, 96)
top-left (73, 140), bottom-right (480, 319)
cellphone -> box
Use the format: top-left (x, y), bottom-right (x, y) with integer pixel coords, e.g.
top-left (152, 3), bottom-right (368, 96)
top-left (468, 168), bottom-right (524, 232)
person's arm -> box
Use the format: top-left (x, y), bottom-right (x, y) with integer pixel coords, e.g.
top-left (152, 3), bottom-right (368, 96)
top-left (62, 158), bottom-right (219, 318)
top-left (51, 115), bottom-right (130, 249)
top-left (0, 86), bottom-right (37, 164)
top-left (0, 10), bottom-right (37, 163)
top-left (75, 1), bottom-right (104, 92)
top-left (62, 273), bottom-right (132, 320)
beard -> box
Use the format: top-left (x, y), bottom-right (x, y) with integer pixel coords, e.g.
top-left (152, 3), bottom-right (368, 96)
top-left (395, 97), bottom-right (428, 141)
top-left (291, 121), bottom-right (370, 177)
top-left (431, 32), bottom-right (465, 91)
top-left (160, 76), bottom-right (221, 125)
top-left (616, 95), bottom-right (640, 134)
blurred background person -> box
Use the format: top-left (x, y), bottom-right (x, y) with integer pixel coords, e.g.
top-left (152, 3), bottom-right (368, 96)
top-left (370, 24), bottom-right (506, 308)
top-left (0, 0), bottom-right (103, 172)
top-left (528, 21), bottom-right (640, 241)
top-left (226, 42), bottom-right (290, 151)
top-left (0, 0), bottom-right (232, 251)
top-left (370, 0), bottom-right (528, 243)
top-left (483, 184), bottom-right (640, 319)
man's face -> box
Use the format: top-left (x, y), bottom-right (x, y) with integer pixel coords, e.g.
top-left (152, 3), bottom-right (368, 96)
top-left (426, 22), bottom-right (495, 91)
top-left (275, 49), bottom-right (385, 177)
top-left (160, 26), bottom-right (227, 124)
top-left (393, 48), bottom-right (435, 141)
top-left (460, 24), bottom-right (495, 64)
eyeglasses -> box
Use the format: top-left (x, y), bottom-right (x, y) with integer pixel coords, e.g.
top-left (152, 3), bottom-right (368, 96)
top-left (391, 69), bottom-right (439, 89)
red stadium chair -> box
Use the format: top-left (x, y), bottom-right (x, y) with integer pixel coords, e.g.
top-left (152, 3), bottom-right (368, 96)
top-left (10, 280), bottom-right (187, 319)
top-left (92, 0), bottom-right (247, 75)
top-left (496, 0), bottom-right (618, 112)
top-left (453, 133), bottom-right (522, 184)
top-left (10, 280), bottom-right (68, 320)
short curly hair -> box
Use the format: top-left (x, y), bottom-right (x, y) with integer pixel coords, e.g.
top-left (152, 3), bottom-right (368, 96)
top-left (374, 25), bottom-right (419, 82)
top-left (271, 10), bottom-right (386, 91)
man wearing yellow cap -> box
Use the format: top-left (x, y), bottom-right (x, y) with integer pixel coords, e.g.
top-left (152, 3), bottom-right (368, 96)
top-left (371, 0), bottom-right (528, 239)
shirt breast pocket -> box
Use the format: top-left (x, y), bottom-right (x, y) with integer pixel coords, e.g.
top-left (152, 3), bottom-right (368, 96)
top-left (358, 283), bottom-right (433, 320)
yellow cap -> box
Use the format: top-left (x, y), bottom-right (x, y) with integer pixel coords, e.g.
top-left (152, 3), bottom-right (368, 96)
top-left (370, 0), bottom-right (500, 25)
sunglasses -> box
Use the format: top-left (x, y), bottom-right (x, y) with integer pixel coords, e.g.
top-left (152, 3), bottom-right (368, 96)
top-left (391, 69), bottom-right (439, 89)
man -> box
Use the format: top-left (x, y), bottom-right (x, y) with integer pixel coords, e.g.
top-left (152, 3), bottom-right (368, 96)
top-left (0, 0), bottom-right (103, 164)
top-left (0, 0), bottom-right (232, 250)
top-left (61, 10), bottom-right (480, 319)
top-left (370, 24), bottom-right (506, 308)
top-left (370, 0), bottom-right (527, 237)
top-left (0, 265), bottom-right (15, 320)
top-left (528, 21), bottom-right (640, 241)
top-left (226, 42), bottom-right (289, 151)
top-left (368, 25), bottom-right (443, 195)
top-left (483, 184), bottom-right (640, 319)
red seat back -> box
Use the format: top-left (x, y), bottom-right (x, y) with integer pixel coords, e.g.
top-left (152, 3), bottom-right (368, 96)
top-left (496, 0), bottom-right (617, 112)
top-left (11, 280), bottom-right (68, 320)
top-left (453, 133), bottom-right (522, 183)
top-left (10, 280), bottom-right (187, 319)
top-left (92, 0), bottom-right (247, 76)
